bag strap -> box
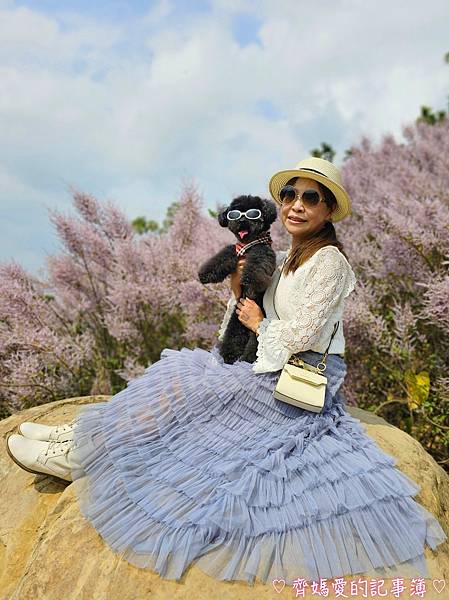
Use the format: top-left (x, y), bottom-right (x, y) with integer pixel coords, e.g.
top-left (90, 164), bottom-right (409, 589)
top-left (272, 254), bottom-right (340, 373)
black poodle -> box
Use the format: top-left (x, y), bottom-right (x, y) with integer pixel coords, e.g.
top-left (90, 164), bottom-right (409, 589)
top-left (198, 195), bottom-right (277, 364)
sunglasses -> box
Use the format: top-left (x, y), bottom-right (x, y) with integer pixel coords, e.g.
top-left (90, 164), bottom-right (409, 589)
top-left (279, 185), bottom-right (323, 207)
top-left (227, 208), bottom-right (262, 220)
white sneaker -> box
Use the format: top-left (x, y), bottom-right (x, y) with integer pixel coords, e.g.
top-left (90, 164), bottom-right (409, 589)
top-left (18, 419), bottom-right (77, 443)
top-left (6, 433), bottom-right (77, 482)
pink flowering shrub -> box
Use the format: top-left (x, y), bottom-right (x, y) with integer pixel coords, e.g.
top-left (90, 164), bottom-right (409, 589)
top-left (338, 118), bottom-right (449, 468)
top-left (0, 263), bottom-right (96, 412)
top-left (0, 184), bottom-right (288, 418)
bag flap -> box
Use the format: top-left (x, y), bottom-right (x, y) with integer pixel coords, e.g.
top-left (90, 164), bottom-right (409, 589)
top-left (283, 364), bottom-right (327, 386)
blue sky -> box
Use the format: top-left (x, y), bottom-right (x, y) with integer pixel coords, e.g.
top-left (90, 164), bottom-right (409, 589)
top-left (1, 0), bottom-right (448, 276)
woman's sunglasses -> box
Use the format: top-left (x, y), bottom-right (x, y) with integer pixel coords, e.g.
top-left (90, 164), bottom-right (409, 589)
top-left (227, 208), bottom-right (262, 220)
top-left (279, 185), bottom-right (322, 207)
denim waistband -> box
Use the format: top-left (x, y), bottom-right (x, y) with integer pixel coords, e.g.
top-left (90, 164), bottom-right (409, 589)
top-left (290, 350), bottom-right (346, 367)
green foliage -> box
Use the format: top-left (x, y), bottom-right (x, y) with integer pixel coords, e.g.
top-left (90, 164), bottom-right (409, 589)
top-left (343, 147), bottom-right (355, 161)
top-left (160, 201), bottom-right (181, 233)
top-left (417, 105), bottom-right (447, 125)
top-left (416, 51), bottom-right (449, 126)
top-left (131, 216), bottom-right (159, 234)
top-left (309, 142), bottom-right (336, 162)
top-left (131, 201), bottom-right (182, 235)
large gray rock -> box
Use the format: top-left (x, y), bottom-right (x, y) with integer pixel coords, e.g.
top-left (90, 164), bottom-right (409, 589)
top-left (1, 396), bottom-right (448, 600)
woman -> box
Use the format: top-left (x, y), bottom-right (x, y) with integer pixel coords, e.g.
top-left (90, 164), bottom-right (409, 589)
top-left (6, 157), bottom-right (447, 586)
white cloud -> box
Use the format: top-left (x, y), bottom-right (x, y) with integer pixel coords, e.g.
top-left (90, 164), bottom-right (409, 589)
top-left (0, 0), bottom-right (448, 274)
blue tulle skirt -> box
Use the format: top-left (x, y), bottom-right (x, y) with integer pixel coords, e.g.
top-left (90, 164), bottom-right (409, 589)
top-left (69, 344), bottom-right (447, 585)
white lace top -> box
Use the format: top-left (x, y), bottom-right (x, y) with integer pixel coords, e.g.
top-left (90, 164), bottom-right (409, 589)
top-left (217, 245), bottom-right (357, 374)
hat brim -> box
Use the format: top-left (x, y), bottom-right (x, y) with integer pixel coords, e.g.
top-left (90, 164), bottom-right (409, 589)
top-left (269, 169), bottom-right (352, 223)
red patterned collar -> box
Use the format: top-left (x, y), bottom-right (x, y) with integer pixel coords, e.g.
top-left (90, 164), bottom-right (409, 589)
top-left (235, 232), bottom-right (273, 257)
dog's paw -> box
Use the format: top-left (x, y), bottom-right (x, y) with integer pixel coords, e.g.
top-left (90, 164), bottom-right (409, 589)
top-left (198, 270), bottom-right (212, 284)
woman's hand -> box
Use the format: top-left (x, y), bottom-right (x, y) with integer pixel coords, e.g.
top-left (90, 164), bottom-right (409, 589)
top-left (236, 298), bottom-right (264, 334)
top-left (230, 257), bottom-right (246, 299)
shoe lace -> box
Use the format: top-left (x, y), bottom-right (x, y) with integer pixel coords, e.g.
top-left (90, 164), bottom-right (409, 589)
top-left (44, 439), bottom-right (73, 457)
top-left (54, 419), bottom-right (77, 435)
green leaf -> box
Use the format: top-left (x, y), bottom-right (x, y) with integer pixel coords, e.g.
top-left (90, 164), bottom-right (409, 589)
top-left (405, 370), bottom-right (430, 410)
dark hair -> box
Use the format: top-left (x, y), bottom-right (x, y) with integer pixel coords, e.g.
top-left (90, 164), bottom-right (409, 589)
top-left (282, 177), bottom-right (347, 276)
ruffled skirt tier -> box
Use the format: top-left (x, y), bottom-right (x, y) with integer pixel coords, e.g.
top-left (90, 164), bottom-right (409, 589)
top-left (69, 345), bottom-right (447, 585)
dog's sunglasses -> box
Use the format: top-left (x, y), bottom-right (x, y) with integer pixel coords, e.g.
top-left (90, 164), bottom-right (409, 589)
top-left (227, 208), bottom-right (262, 220)
top-left (279, 185), bottom-right (323, 207)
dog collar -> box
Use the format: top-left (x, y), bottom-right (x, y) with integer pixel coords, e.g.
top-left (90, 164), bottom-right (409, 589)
top-left (235, 233), bottom-right (273, 257)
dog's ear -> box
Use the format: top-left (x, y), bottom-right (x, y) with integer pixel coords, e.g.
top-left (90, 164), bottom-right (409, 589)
top-left (217, 206), bottom-right (229, 227)
top-left (260, 199), bottom-right (278, 226)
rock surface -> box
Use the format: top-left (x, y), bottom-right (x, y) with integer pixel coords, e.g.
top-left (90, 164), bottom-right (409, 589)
top-left (1, 396), bottom-right (448, 600)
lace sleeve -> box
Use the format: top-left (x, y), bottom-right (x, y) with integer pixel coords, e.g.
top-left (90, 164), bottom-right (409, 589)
top-left (217, 294), bottom-right (237, 341)
top-left (252, 249), bottom-right (352, 373)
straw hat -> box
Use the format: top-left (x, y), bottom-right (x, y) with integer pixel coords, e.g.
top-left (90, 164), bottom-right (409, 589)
top-left (268, 157), bottom-right (352, 222)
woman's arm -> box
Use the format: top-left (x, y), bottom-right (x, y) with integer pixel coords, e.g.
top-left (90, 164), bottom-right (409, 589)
top-left (252, 249), bottom-right (354, 373)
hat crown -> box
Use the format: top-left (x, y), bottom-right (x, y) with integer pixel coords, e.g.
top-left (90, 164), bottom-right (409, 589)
top-left (293, 157), bottom-right (343, 187)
